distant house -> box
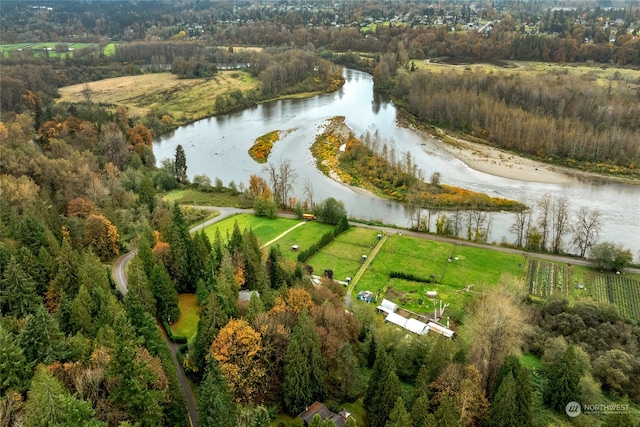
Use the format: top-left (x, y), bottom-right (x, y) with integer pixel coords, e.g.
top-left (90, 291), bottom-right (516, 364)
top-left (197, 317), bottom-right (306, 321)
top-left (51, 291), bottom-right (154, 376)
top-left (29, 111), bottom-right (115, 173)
top-left (298, 402), bottom-right (352, 427)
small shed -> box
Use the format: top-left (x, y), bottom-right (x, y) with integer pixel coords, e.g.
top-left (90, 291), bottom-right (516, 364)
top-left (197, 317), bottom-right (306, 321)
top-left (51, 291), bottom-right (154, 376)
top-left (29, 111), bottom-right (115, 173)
top-left (291, 245), bottom-right (299, 251)
top-left (358, 291), bottom-right (374, 303)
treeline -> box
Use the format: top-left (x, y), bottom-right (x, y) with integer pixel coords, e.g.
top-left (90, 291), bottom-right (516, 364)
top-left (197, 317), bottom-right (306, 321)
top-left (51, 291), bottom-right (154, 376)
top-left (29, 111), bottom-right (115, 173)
top-left (389, 67), bottom-right (640, 169)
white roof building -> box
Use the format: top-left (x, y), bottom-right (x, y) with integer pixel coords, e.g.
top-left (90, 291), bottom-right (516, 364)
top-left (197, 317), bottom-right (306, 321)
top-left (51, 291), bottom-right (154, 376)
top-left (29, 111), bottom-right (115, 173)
top-left (376, 298), bottom-right (398, 314)
top-left (427, 321), bottom-right (455, 338)
top-left (384, 312), bottom-right (429, 335)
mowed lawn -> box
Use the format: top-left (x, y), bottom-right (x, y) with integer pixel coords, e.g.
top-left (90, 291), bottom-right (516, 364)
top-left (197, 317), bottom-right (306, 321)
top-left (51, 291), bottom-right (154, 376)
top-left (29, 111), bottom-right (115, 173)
top-left (307, 227), bottom-right (382, 281)
top-left (203, 213), bottom-right (300, 247)
top-left (265, 220), bottom-right (335, 261)
top-left (169, 294), bottom-right (200, 343)
top-left (355, 234), bottom-right (526, 316)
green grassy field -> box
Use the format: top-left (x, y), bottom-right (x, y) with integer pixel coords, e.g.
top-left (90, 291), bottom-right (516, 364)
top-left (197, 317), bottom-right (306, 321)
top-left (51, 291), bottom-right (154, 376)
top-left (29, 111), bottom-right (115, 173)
top-left (306, 227), bottom-right (382, 281)
top-left (353, 235), bottom-right (526, 317)
top-left (203, 213), bottom-right (300, 247)
top-left (265, 220), bottom-right (335, 260)
top-left (169, 293), bottom-right (200, 343)
top-left (0, 42), bottom-right (116, 58)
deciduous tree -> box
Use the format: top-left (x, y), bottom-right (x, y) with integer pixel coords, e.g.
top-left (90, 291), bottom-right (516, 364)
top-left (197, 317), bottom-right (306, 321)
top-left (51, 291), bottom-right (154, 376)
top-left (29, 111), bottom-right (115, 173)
top-left (211, 318), bottom-right (266, 403)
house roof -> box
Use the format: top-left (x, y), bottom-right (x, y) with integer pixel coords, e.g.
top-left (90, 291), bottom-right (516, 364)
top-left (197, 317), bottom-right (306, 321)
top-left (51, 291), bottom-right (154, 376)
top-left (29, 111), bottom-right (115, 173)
top-left (298, 402), bottom-right (350, 427)
top-left (299, 402), bottom-right (334, 425)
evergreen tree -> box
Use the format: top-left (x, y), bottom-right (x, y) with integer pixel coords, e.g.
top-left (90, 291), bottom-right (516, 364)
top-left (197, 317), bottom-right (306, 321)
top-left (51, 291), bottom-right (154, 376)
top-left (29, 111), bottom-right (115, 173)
top-left (283, 335), bottom-right (311, 414)
top-left (150, 263), bottom-right (181, 323)
top-left (136, 226), bottom-right (156, 278)
top-left (364, 349), bottom-right (401, 427)
top-left (227, 220), bottom-right (243, 254)
top-left (385, 396), bottom-right (412, 427)
top-left (332, 342), bottom-right (360, 400)
top-left (24, 365), bottom-right (104, 427)
top-left (70, 284), bottom-right (96, 336)
top-left (192, 293), bottom-right (229, 377)
top-left (106, 313), bottom-right (165, 426)
top-left (46, 239), bottom-right (79, 313)
top-left (491, 355), bottom-right (532, 426)
top-left (167, 202), bottom-right (197, 292)
top-left (241, 229), bottom-right (267, 291)
top-left (487, 372), bottom-right (519, 427)
top-left (174, 144), bottom-right (188, 183)
top-left (198, 359), bottom-right (236, 427)
top-left (78, 250), bottom-right (111, 293)
top-left (127, 257), bottom-right (157, 316)
top-left (433, 395), bottom-right (460, 427)
top-left (19, 304), bottom-right (66, 365)
top-left (411, 393), bottom-right (431, 427)
top-left (283, 310), bottom-right (326, 414)
top-left (266, 245), bottom-right (286, 289)
top-left (0, 256), bottom-right (41, 317)
top-left (246, 292), bottom-right (265, 325)
top-left (0, 323), bottom-right (31, 393)
top-left (544, 345), bottom-right (585, 413)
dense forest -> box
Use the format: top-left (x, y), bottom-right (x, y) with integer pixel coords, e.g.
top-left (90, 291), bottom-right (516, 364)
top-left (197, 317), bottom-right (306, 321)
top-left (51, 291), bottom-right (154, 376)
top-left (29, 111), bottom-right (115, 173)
top-left (2, 1), bottom-right (640, 426)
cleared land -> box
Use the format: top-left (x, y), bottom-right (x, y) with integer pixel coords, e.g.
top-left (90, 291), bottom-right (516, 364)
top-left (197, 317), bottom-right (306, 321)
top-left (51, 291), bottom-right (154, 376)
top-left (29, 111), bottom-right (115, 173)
top-left (57, 71), bottom-right (258, 123)
top-left (169, 293), bottom-right (200, 343)
top-left (203, 213), bottom-right (300, 246)
top-left (199, 213), bottom-right (640, 321)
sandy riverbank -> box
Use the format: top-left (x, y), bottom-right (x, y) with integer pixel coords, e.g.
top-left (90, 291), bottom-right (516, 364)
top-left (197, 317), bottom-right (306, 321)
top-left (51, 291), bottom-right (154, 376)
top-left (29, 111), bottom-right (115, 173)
top-left (432, 133), bottom-right (576, 184)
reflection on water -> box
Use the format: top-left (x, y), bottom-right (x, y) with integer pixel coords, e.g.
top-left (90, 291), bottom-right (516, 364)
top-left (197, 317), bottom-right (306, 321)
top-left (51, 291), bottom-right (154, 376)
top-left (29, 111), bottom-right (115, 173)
top-left (155, 69), bottom-right (640, 258)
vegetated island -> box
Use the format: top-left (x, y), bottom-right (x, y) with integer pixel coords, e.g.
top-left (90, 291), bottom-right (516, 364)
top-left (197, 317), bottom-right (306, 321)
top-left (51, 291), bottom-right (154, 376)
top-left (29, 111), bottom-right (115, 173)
top-left (248, 128), bottom-right (295, 163)
top-left (311, 116), bottom-right (526, 211)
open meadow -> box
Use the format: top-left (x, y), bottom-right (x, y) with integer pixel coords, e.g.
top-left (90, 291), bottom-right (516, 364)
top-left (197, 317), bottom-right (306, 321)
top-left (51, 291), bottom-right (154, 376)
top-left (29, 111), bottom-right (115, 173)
top-left (57, 70), bottom-right (258, 123)
top-left (203, 213), bottom-right (300, 247)
top-left (306, 227), bottom-right (382, 280)
top-left (0, 42), bottom-right (116, 58)
top-left (263, 220), bottom-right (335, 260)
top-left (412, 59), bottom-right (640, 91)
top-left (353, 234), bottom-right (526, 319)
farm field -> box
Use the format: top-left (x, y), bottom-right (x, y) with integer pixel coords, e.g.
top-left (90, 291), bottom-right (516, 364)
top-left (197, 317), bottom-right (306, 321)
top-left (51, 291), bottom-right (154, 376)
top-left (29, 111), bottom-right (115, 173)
top-left (0, 42), bottom-right (116, 58)
top-left (306, 227), bottom-right (382, 281)
top-left (203, 213), bottom-right (300, 247)
top-left (354, 235), bottom-right (525, 318)
top-left (57, 70), bottom-right (258, 123)
top-left (411, 60), bottom-right (640, 91)
top-left (525, 260), bottom-right (640, 321)
top-left (264, 220), bottom-right (335, 261)
top-left (200, 212), bottom-right (640, 322)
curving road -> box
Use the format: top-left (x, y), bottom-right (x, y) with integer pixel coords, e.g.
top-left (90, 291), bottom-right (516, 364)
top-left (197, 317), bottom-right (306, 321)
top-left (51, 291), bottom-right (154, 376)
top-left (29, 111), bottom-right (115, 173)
top-left (112, 207), bottom-right (249, 427)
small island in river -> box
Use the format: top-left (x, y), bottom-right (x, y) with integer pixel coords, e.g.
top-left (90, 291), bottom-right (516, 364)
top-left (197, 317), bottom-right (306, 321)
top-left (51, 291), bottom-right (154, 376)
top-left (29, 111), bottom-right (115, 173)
top-left (311, 117), bottom-right (526, 212)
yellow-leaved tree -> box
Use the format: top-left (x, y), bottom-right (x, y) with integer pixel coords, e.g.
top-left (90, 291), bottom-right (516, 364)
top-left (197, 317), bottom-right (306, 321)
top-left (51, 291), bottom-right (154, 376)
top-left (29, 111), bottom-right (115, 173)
top-left (81, 214), bottom-right (120, 261)
top-left (210, 318), bottom-right (266, 404)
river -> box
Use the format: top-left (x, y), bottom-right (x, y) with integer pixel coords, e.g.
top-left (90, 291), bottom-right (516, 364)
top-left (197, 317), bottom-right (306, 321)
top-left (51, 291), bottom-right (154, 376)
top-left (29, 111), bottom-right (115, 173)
top-left (154, 69), bottom-right (640, 259)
